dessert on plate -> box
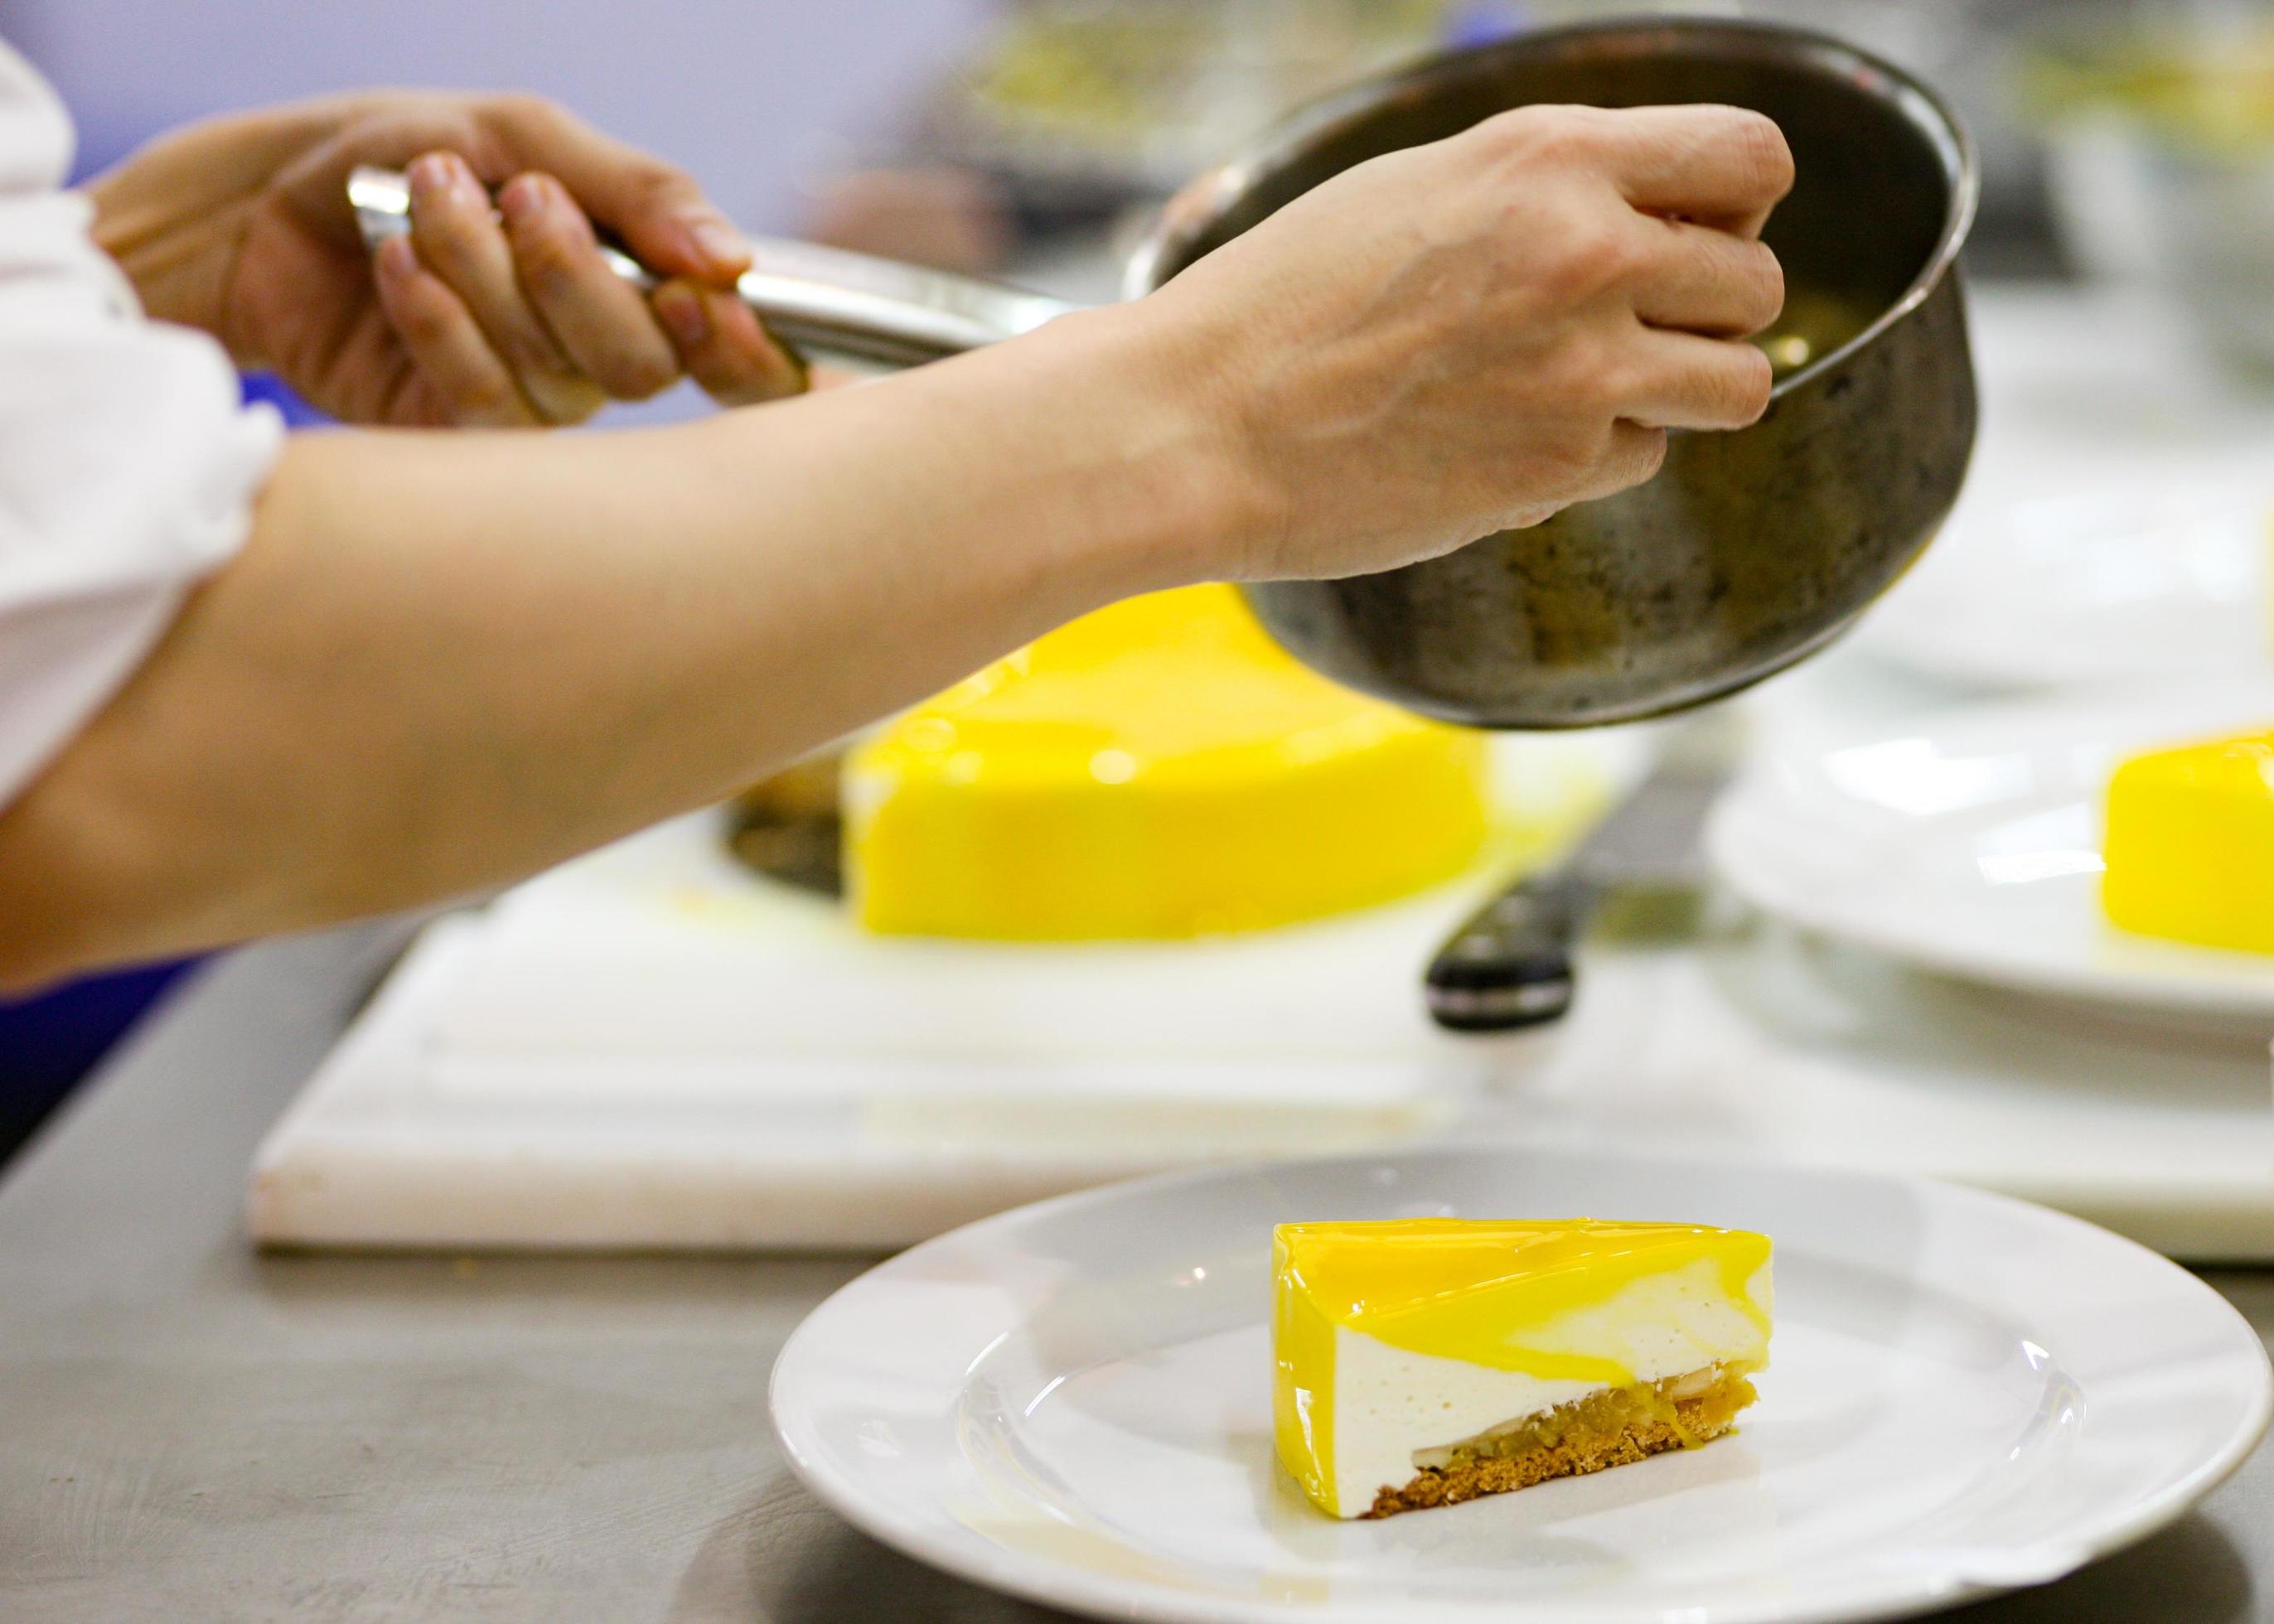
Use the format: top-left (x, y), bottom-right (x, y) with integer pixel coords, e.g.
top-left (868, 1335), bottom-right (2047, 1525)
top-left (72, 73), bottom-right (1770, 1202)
top-left (2104, 728), bottom-right (2274, 954)
top-left (1273, 1217), bottom-right (1773, 1519)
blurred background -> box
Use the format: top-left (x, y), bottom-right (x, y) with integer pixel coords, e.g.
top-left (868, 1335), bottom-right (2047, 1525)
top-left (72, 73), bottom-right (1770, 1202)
top-left (21, 0), bottom-right (2267, 285)
top-left (6, 0), bottom-right (2273, 1158)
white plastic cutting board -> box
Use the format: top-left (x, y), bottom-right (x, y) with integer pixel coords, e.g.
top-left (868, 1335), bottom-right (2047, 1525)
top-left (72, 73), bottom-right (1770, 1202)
top-left (246, 790), bottom-right (2274, 1258)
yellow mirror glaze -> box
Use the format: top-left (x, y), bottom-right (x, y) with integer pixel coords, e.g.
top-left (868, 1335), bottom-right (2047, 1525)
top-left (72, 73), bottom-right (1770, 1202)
top-left (1273, 1219), bottom-right (1773, 1516)
top-left (2104, 730), bottom-right (2274, 954)
top-left (1278, 1219), bottom-right (1773, 1374)
top-left (845, 585), bottom-right (1491, 939)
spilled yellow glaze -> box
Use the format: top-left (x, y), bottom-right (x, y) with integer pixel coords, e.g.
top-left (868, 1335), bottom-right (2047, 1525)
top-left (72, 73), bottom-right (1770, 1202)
top-left (1273, 1218), bottom-right (1773, 1516)
top-left (845, 585), bottom-right (1491, 939)
top-left (2105, 729), bottom-right (2274, 955)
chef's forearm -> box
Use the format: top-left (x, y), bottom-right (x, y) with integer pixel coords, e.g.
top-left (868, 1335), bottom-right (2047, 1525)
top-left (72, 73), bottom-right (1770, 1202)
top-left (0, 305), bottom-right (1252, 988)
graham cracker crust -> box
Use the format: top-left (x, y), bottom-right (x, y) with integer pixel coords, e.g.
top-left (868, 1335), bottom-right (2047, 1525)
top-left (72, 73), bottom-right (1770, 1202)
top-left (1364, 1370), bottom-right (1757, 1520)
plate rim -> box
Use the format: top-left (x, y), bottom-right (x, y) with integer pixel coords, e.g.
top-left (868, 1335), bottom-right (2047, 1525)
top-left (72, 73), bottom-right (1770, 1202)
top-left (768, 1142), bottom-right (2274, 1624)
top-left (1710, 681), bottom-right (2274, 1019)
top-left (1850, 472), bottom-right (2274, 693)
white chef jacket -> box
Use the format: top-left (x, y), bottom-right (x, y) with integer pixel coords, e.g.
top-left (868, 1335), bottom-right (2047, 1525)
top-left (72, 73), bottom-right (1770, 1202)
top-left (0, 39), bottom-right (280, 810)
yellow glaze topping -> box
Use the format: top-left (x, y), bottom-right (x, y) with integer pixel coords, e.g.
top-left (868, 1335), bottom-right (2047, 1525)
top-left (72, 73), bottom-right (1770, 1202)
top-left (1272, 1219), bottom-right (1773, 1516)
top-left (844, 585), bottom-right (1490, 939)
top-left (1276, 1219), bottom-right (1773, 1378)
top-left (2104, 729), bottom-right (2274, 955)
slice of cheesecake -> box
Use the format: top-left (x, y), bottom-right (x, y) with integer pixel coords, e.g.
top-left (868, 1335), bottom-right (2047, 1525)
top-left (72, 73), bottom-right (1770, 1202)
top-left (1272, 1218), bottom-right (1773, 1519)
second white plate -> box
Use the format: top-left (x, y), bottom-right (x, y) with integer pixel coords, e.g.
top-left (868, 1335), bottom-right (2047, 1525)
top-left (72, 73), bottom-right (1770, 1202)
top-left (770, 1146), bottom-right (2270, 1624)
top-left (1854, 483), bottom-right (2273, 694)
top-left (1710, 682), bottom-right (2274, 1022)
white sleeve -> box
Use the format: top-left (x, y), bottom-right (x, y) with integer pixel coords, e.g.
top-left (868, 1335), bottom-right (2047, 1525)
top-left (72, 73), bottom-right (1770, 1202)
top-left (0, 41), bottom-right (283, 810)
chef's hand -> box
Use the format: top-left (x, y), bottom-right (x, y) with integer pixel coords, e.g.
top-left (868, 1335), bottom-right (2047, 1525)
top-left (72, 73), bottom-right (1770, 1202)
top-left (1142, 103), bottom-right (1793, 582)
top-left (88, 93), bottom-right (804, 426)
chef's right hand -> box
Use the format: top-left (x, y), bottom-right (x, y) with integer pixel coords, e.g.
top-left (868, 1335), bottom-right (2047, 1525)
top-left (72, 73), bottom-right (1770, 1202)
top-left (1139, 103), bottom-right (1793, 582)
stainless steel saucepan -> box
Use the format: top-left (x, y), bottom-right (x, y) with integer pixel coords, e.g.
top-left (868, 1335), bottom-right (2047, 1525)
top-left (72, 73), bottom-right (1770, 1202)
top-left (354, 16), bottom-right (1977, 729)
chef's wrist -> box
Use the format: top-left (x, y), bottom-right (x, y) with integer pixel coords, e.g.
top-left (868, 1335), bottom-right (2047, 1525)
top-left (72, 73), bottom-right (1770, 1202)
top-left (1028, 298), bottom-right (1285, 599)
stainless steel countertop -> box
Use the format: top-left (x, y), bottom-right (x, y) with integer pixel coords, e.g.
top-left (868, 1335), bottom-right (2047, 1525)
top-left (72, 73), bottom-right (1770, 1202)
top-left (2, 924), bottom-right (2270, 1622)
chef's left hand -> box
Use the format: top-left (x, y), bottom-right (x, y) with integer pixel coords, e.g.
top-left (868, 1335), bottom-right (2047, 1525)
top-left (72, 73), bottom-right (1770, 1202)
top-left (88, 92), bottom-right (806, 426)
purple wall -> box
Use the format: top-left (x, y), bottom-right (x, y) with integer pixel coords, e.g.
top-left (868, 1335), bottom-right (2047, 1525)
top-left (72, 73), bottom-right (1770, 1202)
top-left (10, 0), bottom-right (991, 230)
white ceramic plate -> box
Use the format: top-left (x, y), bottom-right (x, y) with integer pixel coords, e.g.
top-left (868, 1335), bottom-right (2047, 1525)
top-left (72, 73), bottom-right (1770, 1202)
top-left (1710, 683), bottom-right (2274, 1023)
top-left (769, 1146), bottom-right (2271, 1624)
top-left (1853, 481), bottom-right (2272, 693)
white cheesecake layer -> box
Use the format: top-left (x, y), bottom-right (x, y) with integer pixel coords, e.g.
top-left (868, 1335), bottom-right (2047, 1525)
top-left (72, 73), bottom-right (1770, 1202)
top-left (1327, 1258), bottom-right (1772, 1518)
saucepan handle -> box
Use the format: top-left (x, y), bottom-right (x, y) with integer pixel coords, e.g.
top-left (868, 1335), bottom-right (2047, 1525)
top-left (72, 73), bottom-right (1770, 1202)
top-left (347, 166), bottom-right (1083, 370)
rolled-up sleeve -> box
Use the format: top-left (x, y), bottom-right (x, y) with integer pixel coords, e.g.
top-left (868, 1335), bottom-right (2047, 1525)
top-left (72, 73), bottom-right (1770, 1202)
top-left (0, 41), bottom-right (282, 809)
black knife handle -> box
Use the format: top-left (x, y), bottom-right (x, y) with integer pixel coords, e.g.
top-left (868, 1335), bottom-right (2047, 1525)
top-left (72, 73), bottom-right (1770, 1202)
top-left (1425, 869), bottom-right (1585, 1033)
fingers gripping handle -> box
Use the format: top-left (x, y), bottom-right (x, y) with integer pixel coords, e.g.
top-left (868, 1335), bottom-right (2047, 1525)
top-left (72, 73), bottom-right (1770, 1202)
top-left (348, 167), bottom-right (1081, 370)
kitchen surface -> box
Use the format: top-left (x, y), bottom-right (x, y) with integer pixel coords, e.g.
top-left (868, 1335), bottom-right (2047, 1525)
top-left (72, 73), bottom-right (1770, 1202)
top-left (2, 912), bottom-right (2267, 1619)
top-left (9, 0), bottom-right (2274, 1619)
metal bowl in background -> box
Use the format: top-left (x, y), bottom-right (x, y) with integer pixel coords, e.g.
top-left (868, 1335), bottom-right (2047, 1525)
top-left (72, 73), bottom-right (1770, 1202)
top-left (1133, 17), bottom-right (1981, 727)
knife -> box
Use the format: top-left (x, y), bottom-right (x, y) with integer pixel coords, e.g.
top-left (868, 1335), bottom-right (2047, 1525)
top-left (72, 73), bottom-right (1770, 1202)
top-left (1425, 712), bottom-right (1743, 1032)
